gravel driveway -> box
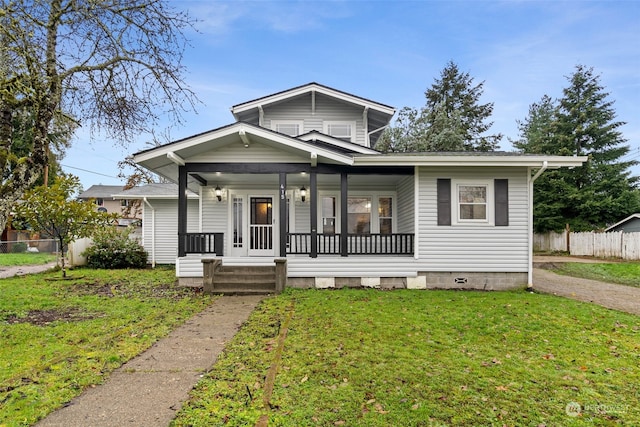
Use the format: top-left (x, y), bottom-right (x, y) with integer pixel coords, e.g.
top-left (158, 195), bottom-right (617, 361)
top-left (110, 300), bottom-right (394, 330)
top-left (533, 256), bottom-right (640, 316)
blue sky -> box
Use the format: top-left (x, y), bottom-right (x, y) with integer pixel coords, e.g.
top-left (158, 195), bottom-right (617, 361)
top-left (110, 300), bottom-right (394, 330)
top-left (62, 0), bottom-right (640, 190)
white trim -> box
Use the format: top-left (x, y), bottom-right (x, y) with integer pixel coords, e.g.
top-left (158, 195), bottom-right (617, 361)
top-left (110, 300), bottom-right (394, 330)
top-left (317, 191), bottom-right (397, 234)
top-left (134, 123), bottom-right (355, 168)
top-left (323, 121), bottom-right (357, 143)
top-left (604, 213), bottom-right (640, 232)
top-left (452, 180), bottom-right (495, 226)
top-left (353, 154), bottom-right (588, 168)
top-left (271, 120), bottom-right (304, 136)
top-left (198, 187), bottom-right (203, 232)
top-left (414, 166), bottom-right (419, 260)
top-left (297, 131), bottom-right (379, 154)
top-left (231, 83), bottom-right (396, 117)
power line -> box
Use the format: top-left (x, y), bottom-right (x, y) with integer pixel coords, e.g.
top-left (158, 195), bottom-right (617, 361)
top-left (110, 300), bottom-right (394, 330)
top-left (60, 163), bottom-right (119, 179)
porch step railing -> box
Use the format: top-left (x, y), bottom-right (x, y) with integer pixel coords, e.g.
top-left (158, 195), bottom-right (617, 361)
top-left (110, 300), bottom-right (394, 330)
top-left (181, 232), bottom-right (224, 256)
top-left (287, 233), bottom-right (414, 256)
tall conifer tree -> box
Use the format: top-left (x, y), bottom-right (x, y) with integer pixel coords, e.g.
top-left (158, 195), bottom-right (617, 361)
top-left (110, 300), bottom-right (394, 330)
top-left (517, 66), bottom-right (639, 231)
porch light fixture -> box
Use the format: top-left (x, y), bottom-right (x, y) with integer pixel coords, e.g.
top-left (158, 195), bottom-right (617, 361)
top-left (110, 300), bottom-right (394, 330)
top-left (215, 185), bottom-right (222, 201)
top-left (300, 186), bottom-right (307, 202)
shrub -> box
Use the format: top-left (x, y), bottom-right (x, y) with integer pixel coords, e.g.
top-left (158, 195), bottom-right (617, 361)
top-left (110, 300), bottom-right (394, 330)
top-left (83, 226), bottom-right (148, 269)
top-left (11, 242), bottom-right (27, 253)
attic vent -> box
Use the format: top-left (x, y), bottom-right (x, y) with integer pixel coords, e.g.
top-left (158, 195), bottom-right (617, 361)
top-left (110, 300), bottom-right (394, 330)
top-left (454, 277), bottom-right (468, 284)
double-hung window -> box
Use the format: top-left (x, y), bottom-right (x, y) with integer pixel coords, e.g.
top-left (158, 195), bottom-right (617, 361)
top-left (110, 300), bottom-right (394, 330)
top-left (271, 120), bottom-right (303, 137)
top-left (320, 193), bottom-right (395, 234)
top-left (453, 180), bottom-right (494, 225)
top-left (347, 197), bottom-right (371, 234)
top-left (324, 121), bottom-right (356, 142)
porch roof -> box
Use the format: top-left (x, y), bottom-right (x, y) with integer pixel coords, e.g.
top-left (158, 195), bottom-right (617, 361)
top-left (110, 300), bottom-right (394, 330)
top-left (132, 122), bottom-right (357, 184)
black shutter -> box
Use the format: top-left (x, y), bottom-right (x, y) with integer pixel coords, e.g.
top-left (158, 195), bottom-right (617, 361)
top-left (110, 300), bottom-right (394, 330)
top-left (495, 179), bottom-right (509, 226)
top-left (437, 179), bottom-right (451, 226)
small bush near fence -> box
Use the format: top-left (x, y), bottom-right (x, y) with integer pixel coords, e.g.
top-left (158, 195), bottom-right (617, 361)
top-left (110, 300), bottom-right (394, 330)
top-left (83, 227), bottom-right (148, 269)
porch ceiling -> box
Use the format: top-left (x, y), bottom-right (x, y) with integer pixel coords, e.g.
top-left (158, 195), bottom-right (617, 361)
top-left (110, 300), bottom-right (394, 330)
top-left (199, 172), bottom-right (409, 189)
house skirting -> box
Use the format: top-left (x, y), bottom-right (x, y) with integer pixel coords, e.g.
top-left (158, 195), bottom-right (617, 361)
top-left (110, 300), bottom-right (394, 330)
top-left (175, 256), bottom-right (528, 290)
top-left (287, 272), bottom-right (528, 291)
top-left (179, 272), bottom-right (528, 290)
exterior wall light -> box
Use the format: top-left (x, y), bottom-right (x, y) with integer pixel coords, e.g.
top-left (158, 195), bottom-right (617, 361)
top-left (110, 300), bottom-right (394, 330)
top-left (300, 186), bottom-right (307, 202)
top-left (215, 185), bottom-right (222, 202)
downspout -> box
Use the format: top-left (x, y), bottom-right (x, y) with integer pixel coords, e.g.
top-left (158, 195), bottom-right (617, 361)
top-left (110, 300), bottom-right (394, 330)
top-left (527, 161), bottom-right (548, 287)
top-left (143, 197), bottom-right (156, 268)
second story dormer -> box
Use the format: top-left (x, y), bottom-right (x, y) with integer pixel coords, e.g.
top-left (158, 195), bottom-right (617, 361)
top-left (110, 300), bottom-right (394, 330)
top-left (230, 83), bottom-right (396, 149)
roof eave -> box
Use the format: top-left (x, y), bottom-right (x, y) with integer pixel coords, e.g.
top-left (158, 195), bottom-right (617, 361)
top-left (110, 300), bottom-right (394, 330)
top-left (231, 83), bottom-right (396, 117)
top-left (352, 155), bottom-right (589, 168)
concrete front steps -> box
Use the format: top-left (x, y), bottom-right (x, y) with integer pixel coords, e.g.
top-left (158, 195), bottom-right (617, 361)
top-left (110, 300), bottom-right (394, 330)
top-left (202, 259), bottom-right (287, 295)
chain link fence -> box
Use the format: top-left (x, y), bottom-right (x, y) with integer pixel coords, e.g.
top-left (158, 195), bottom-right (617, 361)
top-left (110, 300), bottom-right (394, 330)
top-left (0, 239), bottom-right (60, 255)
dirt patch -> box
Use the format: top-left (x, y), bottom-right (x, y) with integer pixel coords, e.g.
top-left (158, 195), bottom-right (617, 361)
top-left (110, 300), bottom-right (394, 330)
top-left (533, 262), bottom-right (561, 270)
top-left (4, 308), bottom-right (103, 326)
top-left (67, 279), bottom-right (203, 299)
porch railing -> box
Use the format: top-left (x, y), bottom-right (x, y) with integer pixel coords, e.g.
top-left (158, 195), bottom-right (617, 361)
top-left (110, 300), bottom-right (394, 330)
top-left (181, 232), bottom-right (224, 256)
top-left (287, 233), bottom-right (414, 256)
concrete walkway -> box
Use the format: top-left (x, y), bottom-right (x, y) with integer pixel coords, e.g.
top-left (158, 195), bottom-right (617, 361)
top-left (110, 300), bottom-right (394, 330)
top-left (36, 295), bottom-right (264, 427)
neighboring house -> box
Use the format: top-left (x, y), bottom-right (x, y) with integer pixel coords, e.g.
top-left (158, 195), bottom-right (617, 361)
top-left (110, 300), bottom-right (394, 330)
top-left (78, 185), bottom-right (142, 226)
top-left (113, 183), bottom-right (198, 267)
top-left (604, 214), bottom-right (640, 233)
top-left (131, 82), bottom-right (587, 290)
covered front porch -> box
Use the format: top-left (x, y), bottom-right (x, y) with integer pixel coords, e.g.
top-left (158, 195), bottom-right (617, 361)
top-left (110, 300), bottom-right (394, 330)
top-left (176, 162), bottom-right (416, 261)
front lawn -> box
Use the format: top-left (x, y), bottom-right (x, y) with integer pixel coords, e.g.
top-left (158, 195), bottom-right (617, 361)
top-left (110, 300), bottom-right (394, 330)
top-left (174, 288), bottom-right (639, 426)
top-left (550, 262), bottom-right (640, 288)
top-left (0, 267), bottom-right (212, 426)
top-left (0, 253), bottom-right (57, 266)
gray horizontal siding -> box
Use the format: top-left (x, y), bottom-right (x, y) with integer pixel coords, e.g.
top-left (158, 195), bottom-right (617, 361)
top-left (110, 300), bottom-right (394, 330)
top-left (142, 199), bottom-right (199, 264)
top-left (294, 200), bottom-right (310, 233)
top-left (417, 167), bottom-right (529, 272)
top-left (201, 186), bottom-right (229, 249)
top-left (397, 175), bottom-right (414, 234)
top-left (190, 141), bottom-right (306, 163)
top-left (264, 92), bottom-right (367, 146)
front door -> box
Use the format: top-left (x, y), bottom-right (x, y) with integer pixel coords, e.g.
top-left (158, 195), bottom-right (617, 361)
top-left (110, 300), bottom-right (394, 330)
top-left (248, 196), bottom-right (274, 256)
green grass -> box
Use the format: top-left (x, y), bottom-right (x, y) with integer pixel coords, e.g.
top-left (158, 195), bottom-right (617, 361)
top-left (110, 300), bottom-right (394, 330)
top-left (0, 253), bottom-right (57, 266)
top-left (0, 267), bottom-right (213, 426)
top-left (173, 288), bottom-right (639, 426)
top-left (551, 262), bottom-right (640, 288)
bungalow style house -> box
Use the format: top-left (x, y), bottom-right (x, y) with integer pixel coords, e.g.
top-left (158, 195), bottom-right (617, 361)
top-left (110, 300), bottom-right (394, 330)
top-left (130, 83), bottom-right (587, 291)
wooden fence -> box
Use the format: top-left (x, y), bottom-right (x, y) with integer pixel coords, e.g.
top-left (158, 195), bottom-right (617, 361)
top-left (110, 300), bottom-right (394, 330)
top-left (534, 230), bottom-right (640, 260)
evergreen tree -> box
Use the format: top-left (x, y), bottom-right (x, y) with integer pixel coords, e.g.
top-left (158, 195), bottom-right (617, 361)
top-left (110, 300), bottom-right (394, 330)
top-left (377, 61), bottom-right (501, 152)
top-left (517, 66), bottom-right (640, 232)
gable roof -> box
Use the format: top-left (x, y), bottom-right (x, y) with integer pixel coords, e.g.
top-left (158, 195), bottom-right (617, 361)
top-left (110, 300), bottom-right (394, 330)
top-left (230, 82), bottom-right (396, 147)
top-left (113, 183), bottom-right (198, 199)
top-left (231, 82), bottom-right (395, 118)
top-left (78, 185), bottom-right (125, 200)
top-left (297, 130), bottom-right (380, 155)
top-left (604, 213), bottom-right (640, 232)
top-left (132, 122), bottom-right (357, 185)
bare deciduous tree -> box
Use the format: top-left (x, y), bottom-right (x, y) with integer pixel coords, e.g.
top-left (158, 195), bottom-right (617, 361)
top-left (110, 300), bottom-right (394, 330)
top-left (0, 0), bottom-right (198, 232)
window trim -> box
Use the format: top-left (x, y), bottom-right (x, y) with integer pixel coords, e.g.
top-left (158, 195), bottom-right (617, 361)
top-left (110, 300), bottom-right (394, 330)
top-left (271, 120), bottom-right (304, 137)
top-left (318, 191), bottom-right (396, 234)
top-left (323, 120), bottom-right (356, 143)
top-left (452, 180), bottom-right (495, 226)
